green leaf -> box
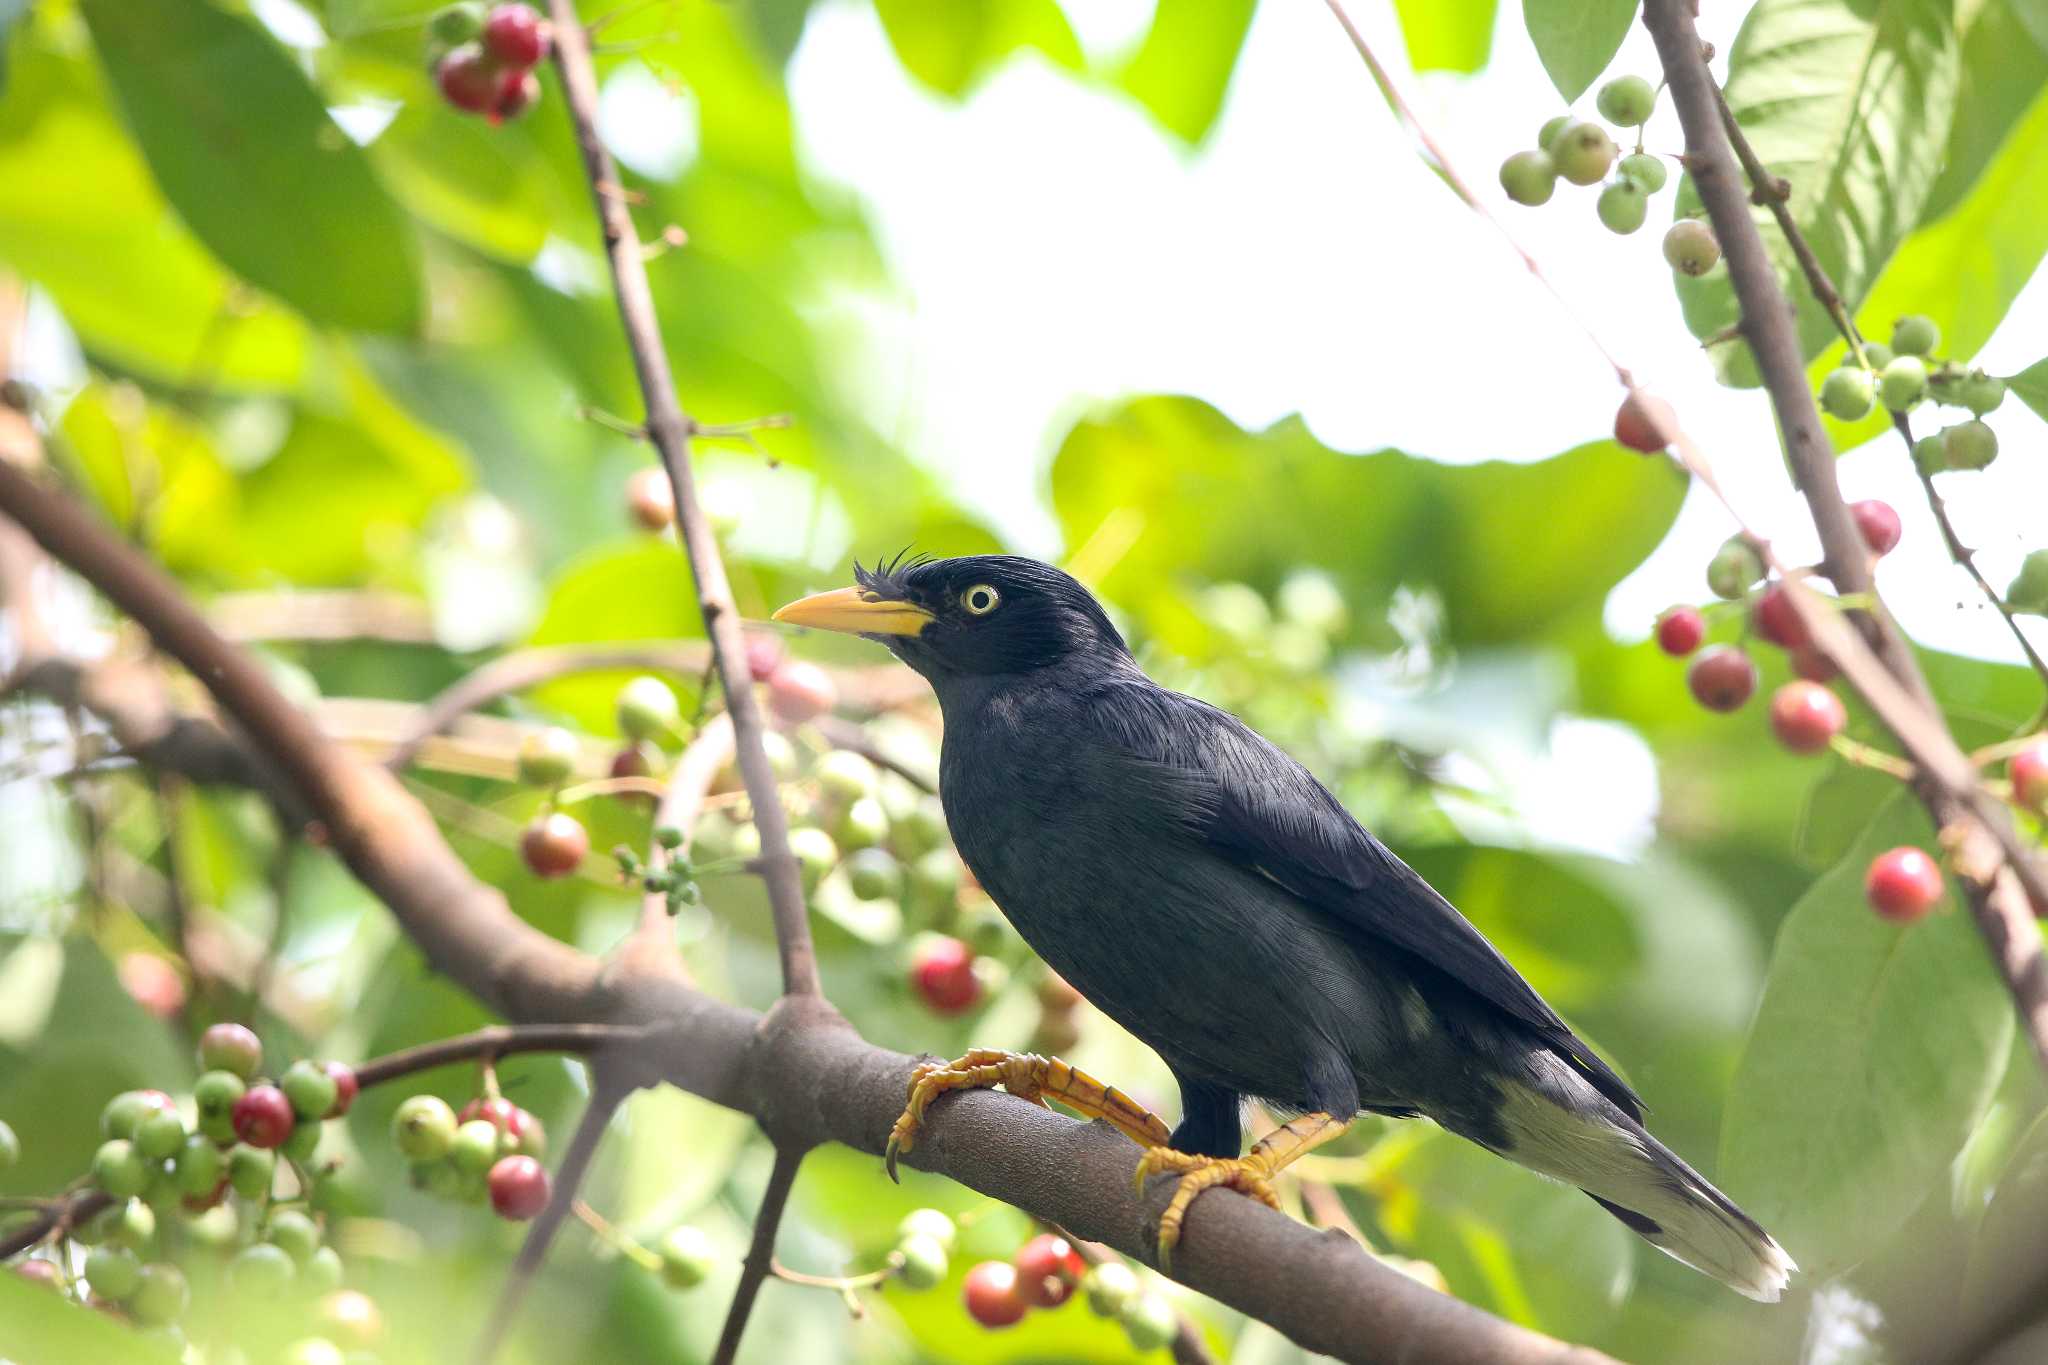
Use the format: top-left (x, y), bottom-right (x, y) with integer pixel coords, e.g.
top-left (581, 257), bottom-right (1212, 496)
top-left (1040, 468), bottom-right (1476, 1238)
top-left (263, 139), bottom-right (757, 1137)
top-left (369, 97), bottom-right (552, 263)
top-left (2010, 353), bottom-right (2048, 422)
top-left (1524, 0), bottom-right (1638, 103)
top-left (78, 0), bottom-right (422, 332)
top-left (0, 1269), bottom-right (180, 1364)
top-left (1050, 396), bottom-right (1687, 648)
top-left (1920, 0), bottom-right (2048, 220)
top-left (1393, 0), bottom-right (1498, 73)
top-left (1677, 0), bottom-right (1961, 385)
top-left (1719, 794), bottom-right (2014, 1278)
top-left (1116, 0), bottom-right (1257, 144)
top-left (871, 0), bottom-right (1083, 97)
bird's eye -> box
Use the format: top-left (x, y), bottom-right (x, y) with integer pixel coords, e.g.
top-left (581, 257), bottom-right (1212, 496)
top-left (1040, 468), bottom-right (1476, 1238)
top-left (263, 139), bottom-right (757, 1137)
top-left (961, 584), bottom-right (1001, 616)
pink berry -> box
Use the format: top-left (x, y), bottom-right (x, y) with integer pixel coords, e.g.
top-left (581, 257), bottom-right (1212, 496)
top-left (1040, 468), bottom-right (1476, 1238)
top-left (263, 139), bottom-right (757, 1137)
top-left (1751, 584), bottom-right (1808, 650)
top-left (488, 1155), bottom-right (550, 1220)
top-left (2009, 738), bottom-right (2048, 814)
top-left (1655, 606), bottom-right (1705, 657)
top-left (520, 812), bottom-right (588, 878)
top-left (1687, 645), bottom-right (1757, 713)
top-left (744, 633), bottom-right (785, 682)
top-left (767, 660), bottom-right (837, 724)
top-left (436, 45), bottom-right (498, 114)
top-left (1790, 646), bottom-right (1839, 683)
top-left (323, 1062), bottom-right (359, 1118)
top-left (1012, 1233), bottom-right (1085, 1308)
top-left (491, 69), bottom-right (540, 122)
top-left (1768, 682), bottom-right (1846, 754)
top-left (1614, 392), bottom-right (1676, 454)
top-left (911, 937), bottom-right (982, 1014)
top-left (232, 1085), bottom-right (296, 1149)
top-left (1850, 499), bottom-right (1901, 556)
top-left (1865, 847), bottom-right (1943, 922)
top-left (482, 3), bottom-right (547, 67)
top-left (963, 1261), bottom-right (1028, 1328)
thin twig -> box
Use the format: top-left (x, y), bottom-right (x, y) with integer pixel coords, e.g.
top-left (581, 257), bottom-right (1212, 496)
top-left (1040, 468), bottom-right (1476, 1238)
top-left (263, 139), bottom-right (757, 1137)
top-left (710, 1144), bottom-right (808, 1365)
top-left (1062, 1229), bottom-right (1219, 1365)
top-left (637, 710), bottom-right (734, 943)
top-left (352, 1023), bottom-right (648, 1089)
top-left (815, 714), bottom-right (936, 794)
top-left (1908, 430), bottom-right (2048, 692)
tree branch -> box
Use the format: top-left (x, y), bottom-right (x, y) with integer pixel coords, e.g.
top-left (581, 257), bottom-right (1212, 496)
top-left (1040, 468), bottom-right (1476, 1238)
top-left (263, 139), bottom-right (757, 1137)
top-left (710, 1143), bottom-right (809, 1365)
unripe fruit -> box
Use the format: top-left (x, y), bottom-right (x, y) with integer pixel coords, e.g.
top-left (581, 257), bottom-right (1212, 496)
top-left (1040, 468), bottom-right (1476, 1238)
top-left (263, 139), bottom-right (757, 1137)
top-left (963, 1261), bottom-right (1028, 1328)
top-left (516, 727), bottom-right (579, 787)
top-left (1083, 1260), bottom-right (1140, 1317)
top-left (230, 1242), bottom-right (296, 1296)
top-left (285, 1117), bottom-right (322, 1163)
top-left (896, 1232), bottom-right (949, 1290)
top-left (1552, 122), bottom-right (1617, 185)
top-left (429, 2), bottom-right (487, 45)
top-left (1537, 115), bottom-right (1572, 151)
top-left (1890, 314), bottom-right (1941, 357)
top-left (911, 936), bottom-right (982, 1014)
top-left (319, 1290), bottom-right (386, 1350)
top-left (1665, 218), bottom-right (1723, 274)
top-left (493, 69), bottom-right (540, 121)
top-left (200, 1023), bottom-right (264, 1079)
top-left (1705, 539), bottom-right (1764, 600)
top-left (1944, 419), bottom-right (1999, 469)
top-left (1865, 846), bottom-right (1943, 921)
top-left (909, 847), bottom-right (961, 905)
top-left (1596, 180), bottom-right (1648, 235)
top-left (659, 1224), bottom-right (718, 1289)
top-left (267, 1209), bottom-right (323, 1266)
top-left (1014, 1233), bottom-right (1085, 1308)
top-left (175, 1135), bottom-right (225, 1196)
top-left (233, 1086), bottom-right (296, 1149)
top-left (129, 1263), bottom-right (188, 1325)
top-left (617, 676), bottom-right (681, 741)
top-left (323, 1062), bottom-right (359, 1118)
top-left (839, 797), bottom-right (889, 851)
top-left (787, 825), bottom-right (839, 892)
top-left (102, 1090), bottom-right (176, 1142)
top-left (2009, 738), bottom-right (2048, 814)
top-left (1620, 152), bottom-right (1667, 192)
top-left (481, 3), bottom-right (546, 66)
top-left (86, 1245), bottom-right (143, 1300)
top-left (1121, 1292), bottom-right (1180, 1351)
top-left (135, 1109), bottom-right (186, 1161)
top-left (2009, 550), bottom-right (2048, 615)
top-left (195, 1070), bottom-right (246, 1139)
top-left (301, 1247), bottom-right (345, 1300)
top-left (1655, 606), bottom-right (1705, 656)
top-left (393, 1095), bottom-right (460, 1160)
top-left (846, 848), bottom-right (903, 901)
top-left (282, 1060), bottom-right (340, 1122)
top-left (452, 1119), bottom-right (502, 1176)
top-left (1959, 372), bottom-right (2007, 416)
top-left (1750, 583), bottom-right (1808, 650)
top-left (1613, 391), bottom-right (1676, 453)
top-left (489, 1155), bottom-right (550, 1219)
top-left (436, 45), bottom-right (497, 114)
top-left (1498, 151), bottom-right (1557, 206)
top-left (1596, 74), bottom-right (1656, 126)
top-left (1911, 433), bottom-right (1947, 475)
top-left (228, 1145), bottom-right (275, 1200)
top-left (1769, 681), bottom-right (1846, 754)
top-left (816, 749), bottom-right (880, 801)
top-left (767, 659), bottom-right (837, 723)
top-left (521, 811), bottom-right (589, 878)
top-left (1880, 355), bottom-right (1928, 410)
top-left (624, 466), bottom-right (675, 532)
top-left (894, 797), bottom-right (949, 857)
top-left (897, 1207), bottom-right (957, 1251)
top-left (1687, 646), bottom-right (1757, 712)
top-left (1819, 367), bottom-right (1875, 421)
top-left (94, 1140), bottom-right (149, 1198)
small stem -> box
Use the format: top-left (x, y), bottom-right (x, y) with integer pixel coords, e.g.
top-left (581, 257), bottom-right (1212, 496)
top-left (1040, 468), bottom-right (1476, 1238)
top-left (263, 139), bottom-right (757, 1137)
top-left (709, 1144), bottom-right (807, 1365)
top-left (573, 1200), bottom-right (663, 1273)
top-left (1830, 734), bottom-right (1917, 782)
top-left (352, 1023), bottom-right (648, 1090)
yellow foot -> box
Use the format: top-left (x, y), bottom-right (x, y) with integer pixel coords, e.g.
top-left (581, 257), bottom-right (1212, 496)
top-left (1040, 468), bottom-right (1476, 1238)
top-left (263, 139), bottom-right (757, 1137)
top-left (1134, 1112), bottom-right (1350, 1269)
top-left (884, 1048), bottom-right (1171, 1181)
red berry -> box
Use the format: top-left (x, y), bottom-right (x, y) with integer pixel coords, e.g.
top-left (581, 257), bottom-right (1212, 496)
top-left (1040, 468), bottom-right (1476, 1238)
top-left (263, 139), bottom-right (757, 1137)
top-left (1013, 1233), bottom-right (1085, 1308)
top-left (912, 936), bottom-right (982, 1014)
top-left (1614, 392), bottom-right (1676, 454)
top-left (1751, 583), bottom-right (1808, 650)
top-left (1790, 645), bottom-right (1839, 683)
top-left (482, 3), bottom-right (547, 66)
top-left (492, 68), bottom-right (540, 121)
top-left (118, 953), bottom-right (186, 1019)
top-left (610, 743), bottom-right (656, 780)
top-left (520, 812), bottom-right (588, 878)
top-left (1687, 645), bottom-right (1757, 712)
top-left (232, 1085), bottom-right (296, 1149)
top-left (323, 1062), bottom-right (359, 1118)
top-left (767, 660), bottom-right (837, 724)
top-left (1850, 499), bottom-right (1901, 556)
top-left (488, 1155), bottom-right (550, 1220)
top-left (2009, 738), bottom-right (2048, 814)
top-left (963, 1261), bottom-right (1028, 1328)
top-left (1655, 606), bottom-right (1705, 656)
top-left (744, 632), bottom-right (785, 682)
top-left (1768, 682), bottom-right (1846, 754)
top-left (15, 1259), bottom-right (61, 1288)
top-left (625, 468), bottom-right (673, 532)
top-left (436, 45), bottom-right (498, 114)
top-left (1865, 847), bottom-right (1943, 922)
top-left (460, 1096), bottom-right (521, 1139)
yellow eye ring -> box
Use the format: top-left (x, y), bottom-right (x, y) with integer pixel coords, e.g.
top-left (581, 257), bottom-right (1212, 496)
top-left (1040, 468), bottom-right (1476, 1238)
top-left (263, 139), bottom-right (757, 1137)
top-left (961, 584), bottom-right (1001, 616)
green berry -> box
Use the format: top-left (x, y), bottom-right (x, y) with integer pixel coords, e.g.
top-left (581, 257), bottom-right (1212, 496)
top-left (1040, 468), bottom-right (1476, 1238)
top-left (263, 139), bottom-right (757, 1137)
top-left (94, 1139), bottom-right (150, 1199)
top-left (130, 1263), bottom-right (189, 1326)
top-left (1619, 152), bottom-right (1667, 192)
top-left (616, 676), bottom-right (681, 742)
top-left (1084, 1261), bottom-right (1140, 1317)
top-left (1945, 419), bottom-right (1999, 469)
top-left (0, 1119), bottom-right (18, 1170)
top-left (909, 847), bottom-right (961, 907)
top-left (893, 798), bottom-right (948, 858)
top-left (1959, 372), bottom-right (2006, 416)
top-left (896, 1207), bottom-right (956, 1251)
top-left (143, 1164), bottom-right (183, 1215)
top-left (814, 750), bottom-right (878, 802)
top-left (135, 1109), bottom-right (186, 1162)
top-left (729, 821), bottom-right (762, 862)
top-left (1851, 341), bottom-right (1892, 372)
top-left (187, 1204), bottom-right (239, 1250)
top-left (393, 1095), bottom-right (459, 1161)
top-left (1537, 114), bottom-right (1572, 150)
top-left (282, 1060), bottom-right (340, 1122)
top-left (1498, 150), bottom-right (1557, 206)
top-left (787, 826), bottom-right (839, 892)
top-left (267, 1209), bottom-right (323, 1265)
top-left (301, 1246), bottom-right (345, 1298)
top-left (195, 1070), bottom-right (247, 1124)
top-left (659, 1225), bottom-right (718, 1290)
top-left (845, 848), bottom-right (902, 901)
top-left (228, 1144), bottom-right (275, 1201)
top-left (1596, 179), bottom-right (1648, 234)
top-left (86, 1245), bottom-right (143, 1300)
top-left (231, 1242), bottom-right (297, 1296)
top-left (175, 1134), bottom-right (226, 1197)
top-left (102, 1090), bottom-right (173, 1141)
top-left (895, 1232), bottom-right (948, 1290)
top-left (428, 2), bottom-right (487, 46)
top-left (282, 1119), bottom-right (322, 1163)
top-left (1880, 355), bottom-right (1928, 410)
top-left (1706, 538), bottom-right (1764, 601)
top-left (1891, 314), bottom-right (1941, 357)
top-left (1912, 433), bottom-right (1947, 475)
top-left (199, 1023), bottom-right (264, 1079)
top-left (2008, 549), bottom-right (2048, 615)
top-left (1596, 74), bottom-right (1656, 126)
top-left (1553, 122), bottom-right (1617, 186)
top-left (516, 727), bottom-right (579, 787)
top-left (113, 1199), bottom-right (157, 1252)
top-left (838, 797), bottom-right (889, 851)
top-left (1819, 367), bottom-right (1875, 421)
top-left (451, 1119), bottom-right (501, 1176)
top-left (1661, 219), bottom-right (1719, 276)
top-left (1121, 1292), bottom-right (1179, 1351)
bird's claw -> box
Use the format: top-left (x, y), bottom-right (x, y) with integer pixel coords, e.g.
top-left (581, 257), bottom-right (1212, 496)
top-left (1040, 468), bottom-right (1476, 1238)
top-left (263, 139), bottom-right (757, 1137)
top-left (1133, 1148), bottom-right (1284, 1271)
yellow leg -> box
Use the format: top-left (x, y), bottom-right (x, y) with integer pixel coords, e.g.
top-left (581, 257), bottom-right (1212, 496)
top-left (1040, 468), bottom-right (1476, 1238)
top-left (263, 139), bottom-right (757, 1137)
top-left (884, 1048), bottom-right (1172, 1180)
top-left (1134, 1112), bottom-right (1351, 1269)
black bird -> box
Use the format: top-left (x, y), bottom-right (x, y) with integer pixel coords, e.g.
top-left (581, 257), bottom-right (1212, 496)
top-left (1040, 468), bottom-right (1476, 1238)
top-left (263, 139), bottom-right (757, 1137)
top-left (774, 554), bottom-right (1793, 1299)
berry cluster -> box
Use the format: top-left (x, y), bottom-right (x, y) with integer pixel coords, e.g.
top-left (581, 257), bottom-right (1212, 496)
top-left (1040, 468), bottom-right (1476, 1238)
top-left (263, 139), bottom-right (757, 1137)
top-left (1498, 75), bottom-right (1722, 274)
top-left (958, 1230), bottom-right (1178, 1349)
top-left (427, 3), bottom-right (547, 122)
top-left (1816, 315), bottom-right (2007, 472)
top-left (390, 1094), bottom-right (549, 1217)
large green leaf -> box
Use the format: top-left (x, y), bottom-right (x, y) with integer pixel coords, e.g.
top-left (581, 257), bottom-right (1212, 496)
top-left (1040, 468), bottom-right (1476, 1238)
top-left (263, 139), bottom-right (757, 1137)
top-left (870, 0), bottom-right (1083, 97)
top-left (1049, 396), bottom-right (1686, 648)
top-left (1676, 0), bottom-right (1960, 386)
top-left (369, 96), bottom-right (553, 263)
top-left (2011, 352), bottom-right (2048, 421)
top-left (1920, 0), bottom-right (2048, 220)
top-left (1394, 0), bottom-right (1498, 74)
top-left (1524, 0), bottom-right (1637, 103)
top-left (1116, 0), bottom-right (1257, 144)
top-left (1719, 794), bottom-right (2014, 1278)
top-left (79, 0), bottom-right (421, 332)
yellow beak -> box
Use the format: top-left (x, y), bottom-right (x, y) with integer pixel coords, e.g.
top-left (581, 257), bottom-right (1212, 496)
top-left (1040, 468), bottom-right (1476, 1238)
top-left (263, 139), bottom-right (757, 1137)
top-left (771, 585), bottom-right (935, 637)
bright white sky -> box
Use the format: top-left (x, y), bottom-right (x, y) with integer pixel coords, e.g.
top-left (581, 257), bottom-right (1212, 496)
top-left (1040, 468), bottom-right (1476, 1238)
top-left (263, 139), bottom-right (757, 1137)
top-left (774, 0), bottom-right (2048, 666)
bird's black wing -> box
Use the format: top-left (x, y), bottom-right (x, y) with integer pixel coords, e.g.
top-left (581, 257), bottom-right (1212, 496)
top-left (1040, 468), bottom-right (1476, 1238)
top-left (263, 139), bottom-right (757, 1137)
top-left (1080, 677), bottom-right (1641, 1118)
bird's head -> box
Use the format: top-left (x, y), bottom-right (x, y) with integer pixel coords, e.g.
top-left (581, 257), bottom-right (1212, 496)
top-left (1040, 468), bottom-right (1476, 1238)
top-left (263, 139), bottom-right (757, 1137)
top-left (771, 553), bottom-right (1129, 680)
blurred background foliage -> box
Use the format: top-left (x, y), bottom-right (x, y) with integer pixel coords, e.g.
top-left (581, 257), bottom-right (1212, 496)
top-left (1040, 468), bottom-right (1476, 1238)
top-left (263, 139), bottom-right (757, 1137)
top-left (1, 0), bottom-right (2046, 1362)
